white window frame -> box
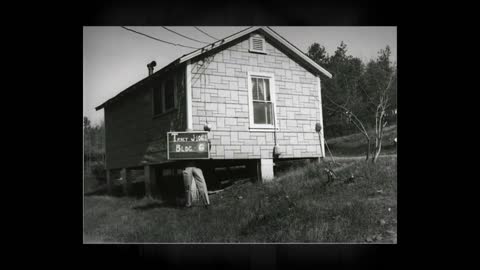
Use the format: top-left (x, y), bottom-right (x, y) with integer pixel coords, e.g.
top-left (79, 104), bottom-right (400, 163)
top-left (153, 76), bottom-right (177, 117)
top-left (247, 71), bottom-right (277, 129)
top-left (249, 35), bottom-right (267, 54)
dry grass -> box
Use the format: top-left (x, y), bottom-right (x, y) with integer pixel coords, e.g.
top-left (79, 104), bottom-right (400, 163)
top-left (326, 124), bottom-right (397, 156)
top-left (83, 157), bottom-right (397, 243)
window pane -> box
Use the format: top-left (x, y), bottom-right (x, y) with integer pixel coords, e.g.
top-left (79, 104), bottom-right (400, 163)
top-left (265, 102), bottom-right (273, 124)
top-left (164, 79), bottom-right (175, 110)
top-left (257, 78), bottom-right (265, 100)
top-left (153, 87), bottom-right (163, 115)
top-left (253, 102), bottom-right (267, 124)
top-left (253, 102), bottom-right (273, 125)
top-left (265, 79), bottom-right (270, 101)
top-left (252, 78), bottom-right (258, 100)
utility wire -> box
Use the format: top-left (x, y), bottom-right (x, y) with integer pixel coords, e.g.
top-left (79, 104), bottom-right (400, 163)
top-left (121, 26), bottom-right (199, 49)
top-left (193, 26), bottom-right (218, 40)
top-left (161, 26), bottom-right (211, 44)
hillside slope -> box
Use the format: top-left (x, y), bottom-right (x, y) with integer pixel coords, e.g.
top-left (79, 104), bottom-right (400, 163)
top-left (84, 157), bottom-right (397, 243)
top-left (326, 124), bottom-right (397, 156)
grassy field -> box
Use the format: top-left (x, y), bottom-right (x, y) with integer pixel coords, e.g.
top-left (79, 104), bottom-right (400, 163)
top-left (84, 156), bottom-right (397, 243)
top-left (84, 173), bottom-right (102, 194)
top-left (326, 124), bottom-right (397, 156)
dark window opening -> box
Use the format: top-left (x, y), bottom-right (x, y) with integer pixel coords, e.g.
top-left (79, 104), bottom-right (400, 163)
top-left (153, 77), bottom-right (176, 116)
top-left (164, 79), bottom-right (175, 111)
top-left (153, 86), bottom-right (163, 115)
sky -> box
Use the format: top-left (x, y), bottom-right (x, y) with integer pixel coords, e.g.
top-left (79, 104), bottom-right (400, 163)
top-left (83, 26), bottom-right (397, 125)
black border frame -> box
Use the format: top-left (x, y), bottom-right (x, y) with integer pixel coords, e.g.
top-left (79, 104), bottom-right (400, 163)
top-left (27, 0), bottom-right (414, 267)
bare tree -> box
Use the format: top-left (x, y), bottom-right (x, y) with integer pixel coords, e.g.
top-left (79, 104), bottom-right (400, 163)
top-left (372, 71), bottom-right (395, 162)
top-left (324, 69), bottom-right (396, 163)
top-left (324, 94), bottom-right (372, 160)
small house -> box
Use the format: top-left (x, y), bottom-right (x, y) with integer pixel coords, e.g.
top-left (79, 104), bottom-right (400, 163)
top-left (95, 26), bottom-right (332, 199)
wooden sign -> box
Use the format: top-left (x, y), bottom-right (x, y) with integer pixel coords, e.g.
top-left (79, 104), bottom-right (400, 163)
top-left (167, 131), bottom-right (210, 160)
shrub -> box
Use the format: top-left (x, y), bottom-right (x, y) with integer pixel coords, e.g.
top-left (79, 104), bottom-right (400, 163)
top-left (91, 162), bottom-right (107, 184)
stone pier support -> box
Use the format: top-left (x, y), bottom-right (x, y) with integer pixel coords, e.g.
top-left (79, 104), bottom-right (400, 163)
top-left (144, 165), bottom-right (157, 198)
top-left (258, 159), bottom-right (274, 183)
top-left (106, 169), bottom-right (113, 195)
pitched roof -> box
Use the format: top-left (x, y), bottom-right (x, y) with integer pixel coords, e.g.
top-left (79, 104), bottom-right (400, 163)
top-left (96, 26), bottom-right (331, 111)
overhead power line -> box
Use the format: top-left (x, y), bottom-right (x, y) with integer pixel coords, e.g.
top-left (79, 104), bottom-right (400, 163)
top-left (161, 26), bottom-right (211, 44)
top-left (193, 26), bottom-right (218, 40)
top-left (121, 26), bottom-right (199, 49)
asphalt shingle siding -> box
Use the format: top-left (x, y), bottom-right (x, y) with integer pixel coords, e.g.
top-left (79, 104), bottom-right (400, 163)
top-left (191, 34), bottom-right (322, 159)
top-left (104, 32), bottom-right (324, 169)
top-left (105, 68), bottom-right (186, 169)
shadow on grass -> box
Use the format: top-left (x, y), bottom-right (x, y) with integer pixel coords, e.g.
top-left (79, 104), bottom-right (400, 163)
top-left (84, 182), bottom-right (146, 199)
top-left (84, 186), bottom-right (111, 196)
top-left (132, 201), bottom-right (182, 211)
top-left (328, 144), bottom-right (397, 156)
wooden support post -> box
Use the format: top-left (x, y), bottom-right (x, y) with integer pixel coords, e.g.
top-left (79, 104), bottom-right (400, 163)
top-left (106, 169), bottom-right (113, 195)
top-left (144, 165), bottom-right (157, 198)
top-left (121, 168), bottom-right (131, 196)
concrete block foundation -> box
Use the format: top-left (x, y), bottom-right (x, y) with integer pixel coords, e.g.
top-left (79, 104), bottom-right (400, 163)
top-left (259, 158), bottom-right (274, 182)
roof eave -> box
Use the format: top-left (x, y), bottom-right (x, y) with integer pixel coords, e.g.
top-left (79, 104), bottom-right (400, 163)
top-left (96, 26), bottom-right (332, 111)
top-left (95, 58), bottom-right (183, 111)
top-left (262, 27), bottom-right (332, 78)
top-left (178, 26), bottom-right (260, 64)
top-left (179, 26), bottom-right (332, 79)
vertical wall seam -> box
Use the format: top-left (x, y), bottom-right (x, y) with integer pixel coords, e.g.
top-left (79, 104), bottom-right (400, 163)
top-left (317, 75), bottom-right (325, 157)
top-left (186, 60), bottom-right (193, 131)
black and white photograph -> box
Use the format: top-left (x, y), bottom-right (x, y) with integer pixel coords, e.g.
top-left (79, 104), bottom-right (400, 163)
top-left (83, 26), bottom-right (397, 243)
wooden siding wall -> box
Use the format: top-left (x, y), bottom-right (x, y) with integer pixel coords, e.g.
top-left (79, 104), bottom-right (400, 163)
top-left (105, 68), bottom-right (186, 169)
top-left (190, 34), bottom-right (323, 159)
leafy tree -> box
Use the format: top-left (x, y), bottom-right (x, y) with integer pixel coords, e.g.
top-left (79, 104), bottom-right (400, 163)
top-left (307, 43), bottom-right (329, 67)
top-left (83, 116), bottom-right (91, 129)
top-left (307, 41), bottom-right (396, 161)
top-left (319, 41), bottom-right (365, 137)
top-left (84, 116), bottom-right (106, 180)
top-left (84, 116), bottom-right (92, 172)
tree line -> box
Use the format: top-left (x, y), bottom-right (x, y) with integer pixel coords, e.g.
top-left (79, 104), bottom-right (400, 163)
top-left (308, 41), bottom-right (397, 161)
top-left (83, 117), bottom-right (105, 175)
top-left (83, 41), bottom-right (396, 165)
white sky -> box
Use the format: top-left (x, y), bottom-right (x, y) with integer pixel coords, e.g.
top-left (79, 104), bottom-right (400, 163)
top-left (83, 26), bottom-right (397, 125)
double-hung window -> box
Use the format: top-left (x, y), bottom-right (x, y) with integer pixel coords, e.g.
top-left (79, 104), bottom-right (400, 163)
top-left (153, 77), bottom-right (176, 116)
top-left (247, 72), bottom-right (276, 129)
